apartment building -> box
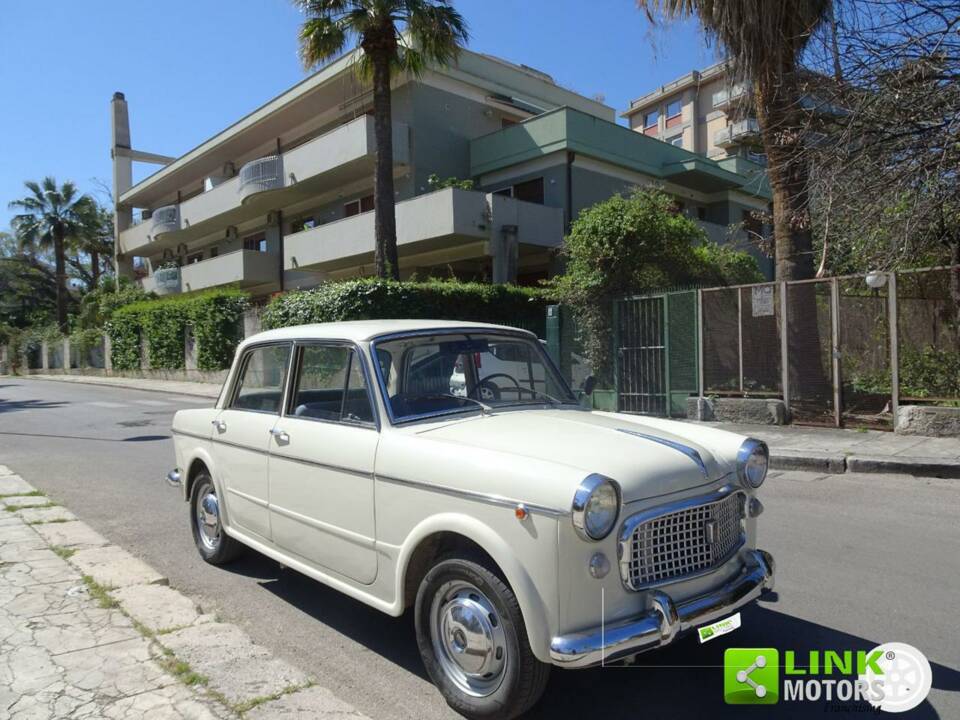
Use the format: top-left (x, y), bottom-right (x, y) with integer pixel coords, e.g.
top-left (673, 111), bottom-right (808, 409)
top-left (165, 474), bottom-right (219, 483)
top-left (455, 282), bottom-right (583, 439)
top-left (113, 49), bottom-right (773, 298)
top-left (622, 61), bottom-right (766, 165)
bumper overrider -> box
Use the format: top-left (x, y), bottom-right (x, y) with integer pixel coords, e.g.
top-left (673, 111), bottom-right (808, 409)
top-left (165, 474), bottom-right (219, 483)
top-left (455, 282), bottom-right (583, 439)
top-left (550, 549), bottom-right (775, 668)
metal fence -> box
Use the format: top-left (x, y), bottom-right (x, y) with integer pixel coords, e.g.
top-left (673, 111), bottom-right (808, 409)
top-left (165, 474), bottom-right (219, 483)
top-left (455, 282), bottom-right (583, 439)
top-left (547, 265), bottom-right (958, 427)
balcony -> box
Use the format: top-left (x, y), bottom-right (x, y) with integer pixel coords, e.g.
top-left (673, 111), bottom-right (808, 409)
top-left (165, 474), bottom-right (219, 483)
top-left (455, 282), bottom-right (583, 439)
top-left (152, 205), bottom-right (180, 234)
top-left (711, 84), bottom-right (746, 109)
top-left (140, 266), bottom-right (181, 295)
top-left (284, 188), bottom-right (563, 274)
top-left (119, 114), bottom-right (410, 256)
top-left (714, 118), bottom-right (761, 148)
top-left (179, 250), bottom-right (280, 293)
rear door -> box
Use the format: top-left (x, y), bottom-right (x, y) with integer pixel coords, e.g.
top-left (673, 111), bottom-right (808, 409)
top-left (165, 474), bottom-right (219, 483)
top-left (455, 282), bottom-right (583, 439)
top-left (267, 342), bottom-right (379, 584)
top-left (211, 342), bottom-right (292, 543)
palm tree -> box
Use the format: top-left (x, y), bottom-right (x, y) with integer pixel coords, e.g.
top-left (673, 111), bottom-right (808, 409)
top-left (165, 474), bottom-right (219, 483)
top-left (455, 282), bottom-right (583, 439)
top-left (9, 178), bottom-right (94, 331)
top-left (295, 0), bottom-right (468, 280)
top-left (73, 201), bottom-right (114, 290)
top-left (637, 0), bottom-right (831, 281)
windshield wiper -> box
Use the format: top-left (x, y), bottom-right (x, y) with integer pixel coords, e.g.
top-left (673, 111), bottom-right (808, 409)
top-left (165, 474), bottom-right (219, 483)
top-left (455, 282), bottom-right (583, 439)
top-left (421, 393), bottom-right (494, 416)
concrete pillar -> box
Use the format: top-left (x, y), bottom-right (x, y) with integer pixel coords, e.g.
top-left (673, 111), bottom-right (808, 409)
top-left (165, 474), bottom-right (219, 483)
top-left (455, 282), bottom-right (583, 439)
top-left (41, 341), bottom-right (50, 371)
top-left (0, 344), bottom-right (8, 375)
top-left (185, 326), bottom-right (198, 372)
top-left (103, 335), bottom-right (113, 373)
top-left (487, 194), bottom-right (519, 284)
top-left (63, 338), bottom-right (72, 373)
top-left (140, 335), bottom-right (151, 371)
top-left (112, 92), bottom-right (135, 280)
top-left (243, 308), bottom-right (262, 339)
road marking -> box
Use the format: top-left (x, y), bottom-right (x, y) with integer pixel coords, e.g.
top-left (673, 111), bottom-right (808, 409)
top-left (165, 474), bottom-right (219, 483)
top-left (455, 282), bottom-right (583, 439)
top-left (134, 400), bottom-right (171, 406)
top-left (88, 401), bottom-right (127, 408)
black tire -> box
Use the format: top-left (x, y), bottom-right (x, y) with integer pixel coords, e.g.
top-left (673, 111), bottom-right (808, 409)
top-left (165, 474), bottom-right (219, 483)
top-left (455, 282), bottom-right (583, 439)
top-left (415, 556), bottom-right (550, 720)
top-left (189, 472), bottom-right (242, 565)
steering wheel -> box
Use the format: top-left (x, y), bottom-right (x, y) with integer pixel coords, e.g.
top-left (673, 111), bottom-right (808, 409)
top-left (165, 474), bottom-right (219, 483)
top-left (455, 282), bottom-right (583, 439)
top-left (469, 373), bottom-right (520, 402)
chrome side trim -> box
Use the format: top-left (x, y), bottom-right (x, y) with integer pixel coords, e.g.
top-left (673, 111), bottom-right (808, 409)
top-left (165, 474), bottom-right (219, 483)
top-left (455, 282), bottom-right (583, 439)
top-left (616, 429), bottom-right (709, 479)
top-left (550, 548), bottom-right (775, 668)
top-left (171, 429), bottom-right (210, 442)
top-left (272, 452), bottom-right (372, 479)
top-left (269, 503), bottom-right (376, 548)
top-left (376, 474), bottom-right (567, 517)
top-left (226, 486), bottom-right (269, 508)
top-left (618, 483), bottom-right (745, 591)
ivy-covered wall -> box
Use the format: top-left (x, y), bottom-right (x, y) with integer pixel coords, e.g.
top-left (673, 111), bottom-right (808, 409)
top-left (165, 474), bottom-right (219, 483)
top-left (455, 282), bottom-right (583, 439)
top-left (106, 289), bottom-right (248, 371)
top-left (262, 279), bottom-right (552, 337)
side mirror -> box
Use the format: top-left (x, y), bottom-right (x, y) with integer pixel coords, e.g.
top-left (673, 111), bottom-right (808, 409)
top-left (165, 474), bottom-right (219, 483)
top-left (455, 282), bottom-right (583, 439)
top-left (581, 375), bottom-right (596, 396)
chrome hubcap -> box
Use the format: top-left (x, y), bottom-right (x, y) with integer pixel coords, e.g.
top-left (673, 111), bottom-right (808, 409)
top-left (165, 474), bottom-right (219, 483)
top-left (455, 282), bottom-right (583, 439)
top-left (430, 581), bottom-right (507, 697)
top-left (195, 483), bottom-right (220, 552)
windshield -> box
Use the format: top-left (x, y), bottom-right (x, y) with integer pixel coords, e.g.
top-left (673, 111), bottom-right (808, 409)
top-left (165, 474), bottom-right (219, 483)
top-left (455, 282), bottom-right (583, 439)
top-left (372, 332), bottom-right (578, 422)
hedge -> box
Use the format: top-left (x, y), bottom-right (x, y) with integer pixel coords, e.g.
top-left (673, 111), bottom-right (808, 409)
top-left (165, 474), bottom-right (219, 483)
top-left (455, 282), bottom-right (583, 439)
top-left (106, 288), bottom-right (249, 371)
top-left (262, 279), bottom-right (551, 336)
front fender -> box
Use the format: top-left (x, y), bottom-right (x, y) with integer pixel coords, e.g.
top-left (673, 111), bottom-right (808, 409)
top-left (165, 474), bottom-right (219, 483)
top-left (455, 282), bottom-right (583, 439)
top-left (394, 512), bottom-right (556, 664)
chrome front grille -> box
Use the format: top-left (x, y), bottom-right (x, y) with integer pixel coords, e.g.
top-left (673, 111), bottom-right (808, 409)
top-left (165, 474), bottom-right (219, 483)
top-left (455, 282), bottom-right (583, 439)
top-left (621, 490), bottom-right (745, 590)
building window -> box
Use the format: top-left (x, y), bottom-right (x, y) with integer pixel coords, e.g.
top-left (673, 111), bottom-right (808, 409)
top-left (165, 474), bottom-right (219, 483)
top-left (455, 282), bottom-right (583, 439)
top-left (670, 135), bottom-right (684, 147)
top-left (186, 252), bottom-right (203, 264)
top-left (344, 195), bottom-right (374, 217)
top-left (492, 187), bottom-right (512, 197)
top-left (243, 233), bottom-right (267, 253)
top-left (666, 98), bottom-right (682, 118)
top-left (697, 207), bottom-right (707, 221)
top-left (512, 177), bottom-right (544, 205)
top-left (643, 109), bottom-right (659, 128)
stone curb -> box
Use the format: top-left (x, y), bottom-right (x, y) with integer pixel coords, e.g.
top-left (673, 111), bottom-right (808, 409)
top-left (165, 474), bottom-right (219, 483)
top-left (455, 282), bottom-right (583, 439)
top-left (771, 451), bottom-right (960, 478)
top-left (17, 373), bottom-right (221, 399)
top-left (2, 464), bottom-right (372, 720)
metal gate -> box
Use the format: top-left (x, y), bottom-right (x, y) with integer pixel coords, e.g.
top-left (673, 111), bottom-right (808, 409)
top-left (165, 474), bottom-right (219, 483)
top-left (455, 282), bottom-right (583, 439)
top-left (615, 291), bottom-right (699, 416)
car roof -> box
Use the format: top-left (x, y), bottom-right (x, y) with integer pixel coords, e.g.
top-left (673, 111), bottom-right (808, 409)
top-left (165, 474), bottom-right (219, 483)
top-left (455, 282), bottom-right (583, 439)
top-left (241, 319), bottom-right (536, 346)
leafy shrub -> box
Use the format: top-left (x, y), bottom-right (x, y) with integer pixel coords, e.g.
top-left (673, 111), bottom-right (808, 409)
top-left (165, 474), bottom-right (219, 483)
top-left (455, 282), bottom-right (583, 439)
top-left (107, 289), bottom-right (248, 371)
top-left (552, 188), bottom-right (763, 383)
top-left (262, 279), bottom-right (550, 336)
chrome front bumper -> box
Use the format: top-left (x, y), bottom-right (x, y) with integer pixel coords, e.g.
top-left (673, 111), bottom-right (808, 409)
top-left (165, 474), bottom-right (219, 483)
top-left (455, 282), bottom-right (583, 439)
top-left (166, 468), bottom-right (182, 488)
top-left (549, 549), bottom-right (775, 668)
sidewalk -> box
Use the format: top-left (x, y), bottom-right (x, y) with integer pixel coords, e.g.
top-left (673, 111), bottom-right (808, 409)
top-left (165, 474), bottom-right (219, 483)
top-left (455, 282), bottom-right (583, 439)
top-left (0, 465), bottom-right (370, 720)
top-left (688, 421), bottom-right (960, 478)
top-left (10, 374), bottom-right (222, 399)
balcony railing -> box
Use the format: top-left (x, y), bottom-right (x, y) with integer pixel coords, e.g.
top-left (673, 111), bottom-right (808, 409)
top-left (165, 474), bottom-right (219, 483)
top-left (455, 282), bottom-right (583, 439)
top-left (714, 118), bottom-right (761, 147)
top-left (711, 84), bottom-right (746, 109)
top-left (151, 205), bottom-right (180, 235)
top-left (238, 155), bottom-right (284, 201)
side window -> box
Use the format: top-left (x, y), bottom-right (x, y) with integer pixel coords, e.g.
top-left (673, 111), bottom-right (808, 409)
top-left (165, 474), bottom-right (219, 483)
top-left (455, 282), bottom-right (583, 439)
top-left (290, 346), bottom-right (374, 425)
top-left (231, 345), bottom-right (291, 414)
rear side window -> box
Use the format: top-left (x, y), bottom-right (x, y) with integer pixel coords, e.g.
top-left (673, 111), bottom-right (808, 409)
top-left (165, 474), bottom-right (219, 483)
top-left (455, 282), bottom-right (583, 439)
top-left (289, 345), bottom-right (374, 425)
top-left (231, 345), bottom-right (291, 414)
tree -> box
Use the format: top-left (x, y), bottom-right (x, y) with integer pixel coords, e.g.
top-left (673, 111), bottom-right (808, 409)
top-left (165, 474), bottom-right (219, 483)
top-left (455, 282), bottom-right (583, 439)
top-left (9, 178), bottom-right (94, 331)
top-left (637, 0), bottom-right (831, 281)
top-left (71, 201), bottom-right (114, 290)
top-left (295, 0), bottom-right (468, 280)
top-left (553, 188), bottom-right (762, 382)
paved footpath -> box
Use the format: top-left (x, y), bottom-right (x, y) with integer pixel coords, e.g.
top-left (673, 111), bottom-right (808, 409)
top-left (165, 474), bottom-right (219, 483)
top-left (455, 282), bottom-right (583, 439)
top-left (0, 465), bottom-right (368, 720)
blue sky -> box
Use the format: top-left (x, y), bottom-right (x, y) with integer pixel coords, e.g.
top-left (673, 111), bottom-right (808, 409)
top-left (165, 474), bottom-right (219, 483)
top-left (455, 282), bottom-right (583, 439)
top-left (0, 0), bottom-right (714, 232)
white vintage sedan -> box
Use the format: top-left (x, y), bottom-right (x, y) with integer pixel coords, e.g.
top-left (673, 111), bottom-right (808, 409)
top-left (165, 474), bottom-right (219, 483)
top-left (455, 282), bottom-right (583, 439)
top-left (168, 320), bottom-right (774, 719)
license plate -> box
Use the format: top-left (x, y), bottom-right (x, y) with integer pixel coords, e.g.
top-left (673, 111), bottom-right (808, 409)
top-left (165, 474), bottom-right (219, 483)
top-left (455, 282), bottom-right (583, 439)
top-left (697, 612), bottom-right (741, 643)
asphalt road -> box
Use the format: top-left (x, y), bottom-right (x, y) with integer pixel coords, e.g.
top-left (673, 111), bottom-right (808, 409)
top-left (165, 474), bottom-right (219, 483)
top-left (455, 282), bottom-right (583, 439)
top-left (2, 376), bottom-right (958, 719)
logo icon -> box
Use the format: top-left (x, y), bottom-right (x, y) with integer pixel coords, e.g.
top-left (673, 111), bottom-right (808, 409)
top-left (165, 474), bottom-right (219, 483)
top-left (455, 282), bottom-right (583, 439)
top-left (859, 642), bottom-right (932, 713)
top-left (724, 648), bottom-right (780, 704)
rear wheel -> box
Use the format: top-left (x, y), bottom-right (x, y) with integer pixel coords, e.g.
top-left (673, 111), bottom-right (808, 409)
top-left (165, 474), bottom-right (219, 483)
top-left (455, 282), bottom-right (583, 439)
top-left (190, 472), bottom-right (242, 564)
top-left (415, 557), bottom-right (550, 720)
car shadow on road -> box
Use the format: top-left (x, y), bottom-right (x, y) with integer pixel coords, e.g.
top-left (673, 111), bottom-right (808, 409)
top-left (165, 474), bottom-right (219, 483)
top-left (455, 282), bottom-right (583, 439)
top-left (225, 552), bottom-right (428, 680)
top-left (529, 603), bottom-right (958, 720)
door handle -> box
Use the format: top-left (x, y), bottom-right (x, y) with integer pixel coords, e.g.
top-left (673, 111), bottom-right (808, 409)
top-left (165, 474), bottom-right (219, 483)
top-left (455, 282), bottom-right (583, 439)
top-left (212, 419), bottom-right (226, 432)
top-left (269, 428), bottom-right (290, 444)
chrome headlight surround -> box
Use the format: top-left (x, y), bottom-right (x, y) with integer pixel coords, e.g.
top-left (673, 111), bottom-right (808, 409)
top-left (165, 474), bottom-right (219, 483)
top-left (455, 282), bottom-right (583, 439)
top-left (737, 439), bottom-right (769, 489)
top-left (572, 474), bottom-right (621, 541)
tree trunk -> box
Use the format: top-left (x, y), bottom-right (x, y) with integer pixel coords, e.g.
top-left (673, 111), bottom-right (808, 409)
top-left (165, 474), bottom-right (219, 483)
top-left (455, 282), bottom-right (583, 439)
top-left (54, 230), bottom-right (69, 332)
top-left (91, 250), bottom-right (101, 289)
top-left (371, 52), bottom-right (400, 281)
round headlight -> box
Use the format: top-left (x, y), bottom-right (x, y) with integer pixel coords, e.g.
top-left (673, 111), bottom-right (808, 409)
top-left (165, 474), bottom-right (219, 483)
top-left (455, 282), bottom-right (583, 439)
top-left (572, 475), bottom-right (620, 541)
top-left (737, 439), bottom-right (769, 489)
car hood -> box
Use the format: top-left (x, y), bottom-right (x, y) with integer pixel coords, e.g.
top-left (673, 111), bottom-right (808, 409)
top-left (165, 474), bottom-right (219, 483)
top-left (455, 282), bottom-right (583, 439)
top-left (414, 408), bottom-right (744, 503)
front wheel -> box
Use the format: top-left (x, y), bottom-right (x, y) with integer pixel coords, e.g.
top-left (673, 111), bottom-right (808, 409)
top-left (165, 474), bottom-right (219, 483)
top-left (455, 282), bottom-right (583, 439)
top-left (190, 473), bottom-right (242, 564)
top-left (415, 557), bottom-right (550, 720)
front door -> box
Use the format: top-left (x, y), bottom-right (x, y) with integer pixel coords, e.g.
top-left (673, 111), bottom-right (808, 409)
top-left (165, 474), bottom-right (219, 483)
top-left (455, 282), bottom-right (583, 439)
top-left (268, 343), bottom-right (379, 584)
top-left (211, 342), bottom-right (292, 542)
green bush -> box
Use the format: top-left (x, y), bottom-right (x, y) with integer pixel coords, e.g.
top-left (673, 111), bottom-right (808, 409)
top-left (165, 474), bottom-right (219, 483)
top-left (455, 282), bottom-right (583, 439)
top-left (107, 288), bottom-right (248, 371)
top-left (262, 279), bottom-right (550, 336)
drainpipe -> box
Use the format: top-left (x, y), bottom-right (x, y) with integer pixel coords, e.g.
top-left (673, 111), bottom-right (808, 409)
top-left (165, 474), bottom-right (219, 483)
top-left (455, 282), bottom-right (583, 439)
top-left (565, 151), bottom-right (575, 234)
top-left (277, 209), bottom-right (284, 292)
